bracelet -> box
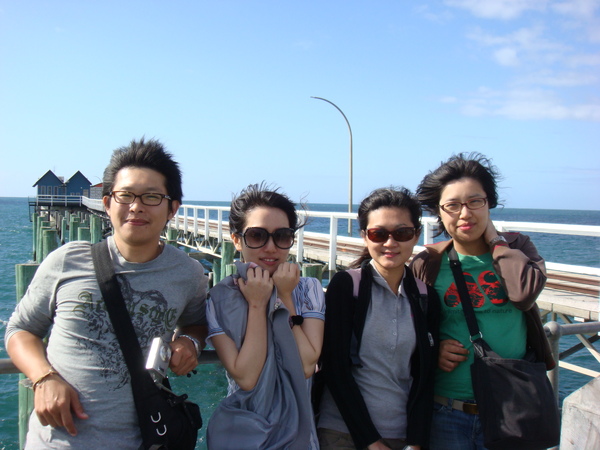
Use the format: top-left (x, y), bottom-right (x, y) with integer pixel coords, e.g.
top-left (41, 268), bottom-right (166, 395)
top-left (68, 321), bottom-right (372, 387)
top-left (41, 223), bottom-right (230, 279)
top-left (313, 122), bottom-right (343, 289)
top-left (179, 334), bottom-right (202, 358)
top-left (32, 368), bottom-right (59, 391)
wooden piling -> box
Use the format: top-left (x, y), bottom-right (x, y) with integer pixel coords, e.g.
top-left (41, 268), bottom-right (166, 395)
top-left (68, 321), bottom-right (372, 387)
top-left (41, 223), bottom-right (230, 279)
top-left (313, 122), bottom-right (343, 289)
top-left (36, 221), bottom-right (50, 263)
top-left (90, 215), bottom-right (102, 243)
top-left (166, 228), bottom-right (179, 246)
top-left (68, 216), bottom-right (80, 242)
top-left (42, 229), bottom-right (59, 260)
top-left (220, 241), bottom-right (235, 281)
top-left (302, 263), bottom-right (324, 282)
top-left (32, 214), bottom-right (38, 261)
top-left (78, 227), bottom-right (91, 242)
top-left (212, 259), bottom-right (222, 285)
top-left (224, 263), bottom-right (237, 277)
top-left (61, 216), bottom-right (68, 244)
top-left (15, 263), bottom-right (39, 449)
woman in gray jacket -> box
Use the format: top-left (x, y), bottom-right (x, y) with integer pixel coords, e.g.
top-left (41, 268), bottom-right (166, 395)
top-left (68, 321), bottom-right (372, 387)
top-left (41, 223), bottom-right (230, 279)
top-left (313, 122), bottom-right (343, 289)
top-left (205, 183), bottom-right (325, 449)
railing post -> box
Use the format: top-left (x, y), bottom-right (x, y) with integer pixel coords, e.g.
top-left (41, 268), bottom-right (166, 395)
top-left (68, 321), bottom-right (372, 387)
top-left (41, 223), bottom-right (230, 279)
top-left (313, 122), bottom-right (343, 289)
top-left (424, 221), bottom-right (435, 245)
top-left (217, 209), bottom-right (223, 243)
top-left (204, 208), bottom-right (210, 245)
top-left (328, 216), bottom-right (338, 276)
top-left (545, 321), bottom-right (561, 404)
top-left (296, 227), bottom-right (305, 264)
top-left (193, 207), bottom-right (199, 237)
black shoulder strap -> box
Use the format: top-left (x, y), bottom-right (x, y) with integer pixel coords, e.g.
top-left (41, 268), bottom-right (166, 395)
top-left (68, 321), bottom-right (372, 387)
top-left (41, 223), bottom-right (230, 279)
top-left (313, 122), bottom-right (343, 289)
top-left (91, 241), bottom-right (155, 390)
top-left (447, 246), bottom-right (481, 339)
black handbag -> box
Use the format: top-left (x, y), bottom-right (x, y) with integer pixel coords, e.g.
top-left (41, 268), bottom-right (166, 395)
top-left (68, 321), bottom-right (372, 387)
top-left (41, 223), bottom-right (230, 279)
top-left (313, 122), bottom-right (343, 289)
top-left (448, 246), bottom-right (560, 450)
top-left (92, 241), bottom-right (202, 450)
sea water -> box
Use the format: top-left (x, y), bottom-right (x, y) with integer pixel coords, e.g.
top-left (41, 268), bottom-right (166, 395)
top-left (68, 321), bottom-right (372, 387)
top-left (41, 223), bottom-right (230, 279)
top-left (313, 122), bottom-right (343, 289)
top-left (0, 197), bottom-right (598, 449)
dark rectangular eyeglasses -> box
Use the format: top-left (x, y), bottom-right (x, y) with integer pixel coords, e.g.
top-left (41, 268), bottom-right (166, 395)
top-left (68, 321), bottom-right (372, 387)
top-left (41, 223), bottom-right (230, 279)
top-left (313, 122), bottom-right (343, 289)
top-left (110, 191), bottom-right (171, 206)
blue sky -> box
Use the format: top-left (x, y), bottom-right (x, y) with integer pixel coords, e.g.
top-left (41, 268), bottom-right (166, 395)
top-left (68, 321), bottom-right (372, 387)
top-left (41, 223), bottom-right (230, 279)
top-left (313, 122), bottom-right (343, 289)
top-left (1, 0), bottom-right (598, 210)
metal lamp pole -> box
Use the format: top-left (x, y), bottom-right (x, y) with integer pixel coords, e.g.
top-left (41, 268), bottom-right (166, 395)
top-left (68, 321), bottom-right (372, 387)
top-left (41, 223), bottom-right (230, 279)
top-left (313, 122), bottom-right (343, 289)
top-left (311, 96), bottom-right (353, 236)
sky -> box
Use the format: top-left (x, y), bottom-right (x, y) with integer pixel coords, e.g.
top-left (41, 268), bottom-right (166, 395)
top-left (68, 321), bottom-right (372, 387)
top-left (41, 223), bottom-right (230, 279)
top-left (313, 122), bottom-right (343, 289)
top-left (1, 0), bottom-right (599, 210)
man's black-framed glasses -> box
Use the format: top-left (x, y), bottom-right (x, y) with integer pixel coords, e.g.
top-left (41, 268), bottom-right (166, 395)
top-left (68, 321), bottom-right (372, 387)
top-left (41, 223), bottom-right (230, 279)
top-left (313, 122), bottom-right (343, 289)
top-left (439, 197), bottom-right (487, 214)
top-left (239, 227), bottom-right (296, 249)
top-left (110, 191), bottom-right (171, 206)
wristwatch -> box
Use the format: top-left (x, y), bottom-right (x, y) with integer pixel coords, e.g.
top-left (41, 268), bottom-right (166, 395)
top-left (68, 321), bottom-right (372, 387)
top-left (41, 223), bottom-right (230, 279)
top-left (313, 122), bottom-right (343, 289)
top-left (289, 315), bottom-right (304, 328)
top-left (488, 235), bottom-right (508, 247)
top-left (179, 334), bottom-right (202, 359)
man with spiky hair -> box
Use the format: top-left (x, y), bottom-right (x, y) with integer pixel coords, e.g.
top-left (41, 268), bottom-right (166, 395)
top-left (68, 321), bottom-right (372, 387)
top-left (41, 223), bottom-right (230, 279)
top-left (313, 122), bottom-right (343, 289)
top-left (6, 138), bottom-right (207, 449)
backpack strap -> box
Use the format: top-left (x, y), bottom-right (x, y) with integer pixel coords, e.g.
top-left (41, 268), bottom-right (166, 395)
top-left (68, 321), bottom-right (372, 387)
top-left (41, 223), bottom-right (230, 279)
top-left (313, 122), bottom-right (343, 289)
top-left (414, 276), bottom-right (428, 314)
top-left (345, 268), bottom-right (363, 367)
top-left (348, 268), bottom-right (362, 299)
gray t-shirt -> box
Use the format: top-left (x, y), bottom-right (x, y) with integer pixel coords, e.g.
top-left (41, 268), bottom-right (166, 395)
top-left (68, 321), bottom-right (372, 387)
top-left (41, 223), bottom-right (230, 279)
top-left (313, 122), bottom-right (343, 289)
top-left (5, 237), bottom-right (208, 449)
top-left (318, 262), bottom-right (416, 440)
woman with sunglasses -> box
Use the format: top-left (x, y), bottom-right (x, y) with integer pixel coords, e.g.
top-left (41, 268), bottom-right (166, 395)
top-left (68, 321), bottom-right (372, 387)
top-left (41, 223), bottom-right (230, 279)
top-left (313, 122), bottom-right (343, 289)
top-left (205, 183), bottom-right (325, 450)
top-left (410, 153), bottom-right (552, 450)
top-left (316, 187), bottom-right (440, 450)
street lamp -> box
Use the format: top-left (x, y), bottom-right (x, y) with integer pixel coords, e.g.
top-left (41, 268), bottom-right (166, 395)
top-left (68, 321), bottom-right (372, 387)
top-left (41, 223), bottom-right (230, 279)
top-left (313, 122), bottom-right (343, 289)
top-left (311, 96), bottom-right (353, 236)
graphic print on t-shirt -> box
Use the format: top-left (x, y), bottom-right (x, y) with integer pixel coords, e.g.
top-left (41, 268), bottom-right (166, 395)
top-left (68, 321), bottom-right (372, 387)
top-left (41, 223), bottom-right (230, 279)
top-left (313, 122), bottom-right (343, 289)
top-left (73, 275), bottom-right (177, 389)
top-left (443, 270), bottom-right (507, 308)
top-left (478, 270), bottom-right (508, 306)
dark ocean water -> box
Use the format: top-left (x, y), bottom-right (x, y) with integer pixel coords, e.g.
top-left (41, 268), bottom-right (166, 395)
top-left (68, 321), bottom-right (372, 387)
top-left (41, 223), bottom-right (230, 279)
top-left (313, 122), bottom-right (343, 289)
top-left (0, 197), bottom-right (598, 449)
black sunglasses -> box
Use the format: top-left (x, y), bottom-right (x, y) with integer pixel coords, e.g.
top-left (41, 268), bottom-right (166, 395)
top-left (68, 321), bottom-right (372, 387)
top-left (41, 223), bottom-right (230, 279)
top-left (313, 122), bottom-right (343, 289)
top-left (366, 227), bottom-right (416, 243)
top-left (239, 227), bottom-right (296, 249)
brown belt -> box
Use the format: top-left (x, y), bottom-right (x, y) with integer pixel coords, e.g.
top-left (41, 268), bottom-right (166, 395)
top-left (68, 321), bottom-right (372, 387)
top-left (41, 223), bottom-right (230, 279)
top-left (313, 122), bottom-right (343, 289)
top-left (434, 395), bottom-right (479, 415)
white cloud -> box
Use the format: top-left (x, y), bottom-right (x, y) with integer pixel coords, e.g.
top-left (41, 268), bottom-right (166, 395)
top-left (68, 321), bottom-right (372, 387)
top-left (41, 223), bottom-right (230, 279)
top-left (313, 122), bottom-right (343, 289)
top-left (467, 25), bottom-right (566, 53)
top-left (494, 47), bottom-right (520, 65)
top-left (440, 96), bottom-right (459, 103)
top-left (552, 0), bottom-right (600, 19)
top-left (444, 0), bottom-right (548, 20)
top-left (456, 87), bottom-right (600, 120)
top-left (414, 4), bottom-right (454, 22)
top-left (566, 52), bottom-right (600, 66)
top-left (516, 70), bottom-right (598, 85)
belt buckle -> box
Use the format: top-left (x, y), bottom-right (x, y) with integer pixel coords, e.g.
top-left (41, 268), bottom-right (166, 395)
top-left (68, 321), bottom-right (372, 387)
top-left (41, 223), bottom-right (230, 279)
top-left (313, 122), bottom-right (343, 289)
top-left (462, 402), bottom-right (478, 415)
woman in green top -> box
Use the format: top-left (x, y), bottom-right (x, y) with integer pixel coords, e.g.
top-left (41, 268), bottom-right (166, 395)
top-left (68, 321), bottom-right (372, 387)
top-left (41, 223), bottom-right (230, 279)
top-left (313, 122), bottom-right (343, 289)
top-left (410, 153), bottom-right (550, 450)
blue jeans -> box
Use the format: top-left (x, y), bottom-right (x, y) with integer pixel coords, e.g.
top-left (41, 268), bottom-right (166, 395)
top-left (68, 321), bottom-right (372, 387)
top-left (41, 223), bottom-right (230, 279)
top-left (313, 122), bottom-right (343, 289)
top-left (429, 399), bottom-right (487, 450)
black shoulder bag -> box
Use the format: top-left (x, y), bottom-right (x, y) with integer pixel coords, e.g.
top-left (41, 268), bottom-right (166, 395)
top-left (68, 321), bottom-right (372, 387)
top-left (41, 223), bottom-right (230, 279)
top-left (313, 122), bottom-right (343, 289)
top-left (448, 246), bottom-right (560, 450)
top-left (91, 240), bottom-right (202, 450)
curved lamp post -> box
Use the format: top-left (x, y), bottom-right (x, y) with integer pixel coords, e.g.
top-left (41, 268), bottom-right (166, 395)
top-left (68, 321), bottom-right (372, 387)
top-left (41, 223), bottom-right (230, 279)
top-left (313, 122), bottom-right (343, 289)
top-left (311, 96), bottom-right (353, 236)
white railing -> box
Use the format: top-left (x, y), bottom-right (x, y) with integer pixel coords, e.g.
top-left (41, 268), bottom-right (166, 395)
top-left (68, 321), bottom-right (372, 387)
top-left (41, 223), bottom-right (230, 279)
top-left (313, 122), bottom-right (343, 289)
top-left (31, 195), bottom-right (84, 206)
top-left (171, 204), bottom-right (600, 277)
top-left (82, 197), bottom-right (105, 211)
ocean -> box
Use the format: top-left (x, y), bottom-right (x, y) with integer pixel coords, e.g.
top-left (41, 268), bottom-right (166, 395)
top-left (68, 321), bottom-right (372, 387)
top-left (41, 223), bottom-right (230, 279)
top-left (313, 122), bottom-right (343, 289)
top-left (0, 197), bottom-right (598, 449)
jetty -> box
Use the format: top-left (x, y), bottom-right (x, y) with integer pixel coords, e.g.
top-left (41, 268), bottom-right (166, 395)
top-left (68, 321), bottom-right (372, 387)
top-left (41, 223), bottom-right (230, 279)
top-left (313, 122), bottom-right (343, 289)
top-left (4, 196), bottom-right (600, 448)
